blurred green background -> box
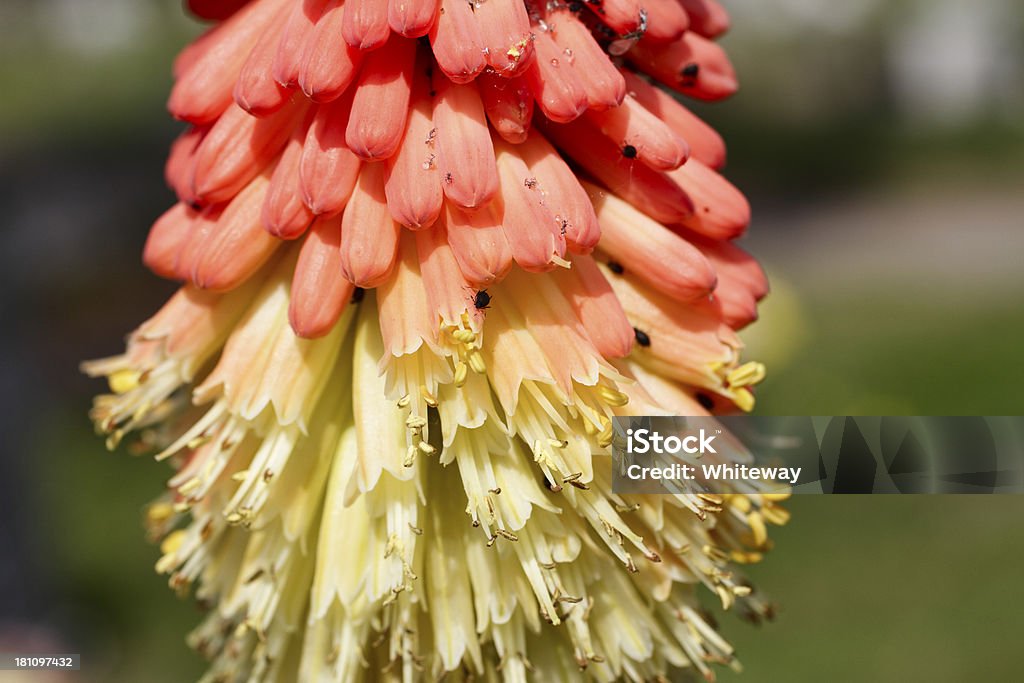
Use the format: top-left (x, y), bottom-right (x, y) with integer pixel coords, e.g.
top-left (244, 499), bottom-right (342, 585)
top-left (1, 1), bottom-right (1022, 681)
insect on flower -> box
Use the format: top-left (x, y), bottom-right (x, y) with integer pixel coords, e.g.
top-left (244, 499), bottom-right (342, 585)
top-left (472, 288), bottom-right (492, 311)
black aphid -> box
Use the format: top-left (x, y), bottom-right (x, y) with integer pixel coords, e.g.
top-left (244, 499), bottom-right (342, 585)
top-left (473, 289), bottom-right (492, 311)
top-left (633, 327), bottom-right (651, 347)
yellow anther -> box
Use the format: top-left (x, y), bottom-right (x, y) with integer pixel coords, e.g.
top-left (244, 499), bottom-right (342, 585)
top-left (419, 385), bottom-right (438, 407)
top-left (730, 495), bottom-right (752, 513)
top-left (716, 584), bottom-right (735, 610)
top-left (733, 585), bottom-right (753, 597)
top-left (453, 361), bottom-right (469, 388)
top-left (187, 434), bottom-right (212, 450)
top-left (761, 505), bottom-right (791, 526)
top-left (131, 401), bottom-right (152, 423)
top-left (397, 395), bottom-right (411, 409)
top-left (108, 369), bottom-right (141, 394)
top-left (761, 492), bottom-right (791, 502)
top-left (495, 528), bottom-right (519, 542)
top-left (697, 492), bottom-right (724, 506)
top-left (730, 550), bottom-right (764, 564)
top-left (597, 385), bottom-right (630, 407)
top-left (160, 529), bottom-right (186, 556)
top-left (405, 415), bottom-right (427, 430)
top-left (597, 416), bottom-right (614, 447)
top-left (702, 544), bottom-right (730, 563)
top-left (105, 430), bottom-right (125, 451)
top-left (146, 502), bottom-right (174, 526)
top-left (177, 477), bottom-right (201, 497)
top-left (452, 329), bottom-right (476, 344)
top-left (231, 470), bottom-right (248, 482)
top-left (468, 350), bottom-right (486, 374)
top-left (403, 445), bottom-right (417, 468)
top-left (727, 362), bottom-right (766, 388)
top-left (417, 441), bottom-right (436, 455)
top-left (731, 388), bottom-right (756, 413)
top-left (747, 512), bottom-right (768, 547)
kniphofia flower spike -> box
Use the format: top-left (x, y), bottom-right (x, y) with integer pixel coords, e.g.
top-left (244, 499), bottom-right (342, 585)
top-left (85, 0), bottom-right (787, 680)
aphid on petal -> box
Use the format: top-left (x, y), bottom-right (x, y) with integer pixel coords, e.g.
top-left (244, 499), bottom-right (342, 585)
top-left (606, 268), bottom-right (742, 394)
top-left (584, 95), bottom-right (691, 171)
top-left (472, 289), bottom-right (491, 311)
top-left (290, 216), bottom-right (354, 339)
top-left (539, 116), bottom-right (696, 225)
top-left (339, 164), bottom-right (402, 288)
top-left (629, 32), bottom-right (739, 101)
top-left (620, 70), bottom-right (727, 169)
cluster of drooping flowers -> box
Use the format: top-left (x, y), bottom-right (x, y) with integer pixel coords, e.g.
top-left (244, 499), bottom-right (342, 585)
top-left (85, 0), bottom-right (788, 680)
